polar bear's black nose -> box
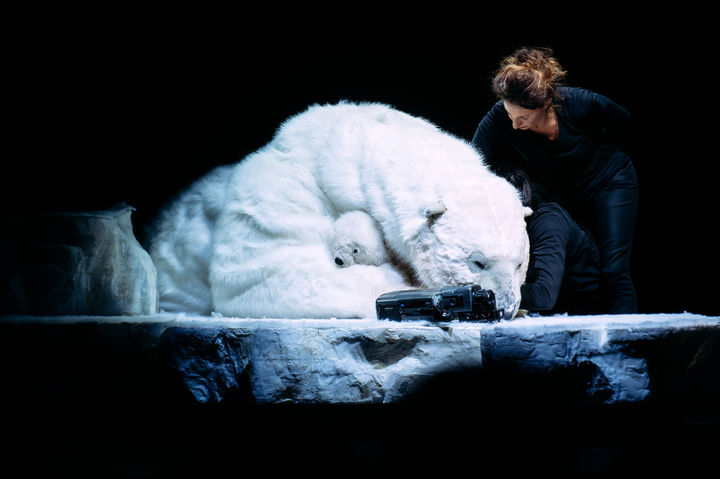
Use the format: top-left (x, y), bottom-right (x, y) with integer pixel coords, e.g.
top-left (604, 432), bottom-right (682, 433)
top-left (335, 257), bottom-right (344, 266)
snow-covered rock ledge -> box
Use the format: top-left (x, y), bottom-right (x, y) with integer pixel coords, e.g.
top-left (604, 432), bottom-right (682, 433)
top-left (1, 312), bottom-right (717, 407)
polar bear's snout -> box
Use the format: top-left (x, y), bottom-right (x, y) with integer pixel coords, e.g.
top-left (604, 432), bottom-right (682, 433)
top-left (337, 247), bottom-right (360, 265)
top-left (485, 272), bottom-right (522, 319)
top-left (495, 290), bottom-right (519, 320)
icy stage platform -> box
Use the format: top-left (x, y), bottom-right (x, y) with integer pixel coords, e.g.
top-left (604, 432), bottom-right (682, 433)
top-left (1, 312), bottom-right (717, 406)
top-left (1, 312), bottom-right (718, 474)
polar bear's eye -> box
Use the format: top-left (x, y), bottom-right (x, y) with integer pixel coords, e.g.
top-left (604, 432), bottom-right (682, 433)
top-left (474, 261), bottom-right (485, 270)
top-left (353, 249), bottom-right (358, 254)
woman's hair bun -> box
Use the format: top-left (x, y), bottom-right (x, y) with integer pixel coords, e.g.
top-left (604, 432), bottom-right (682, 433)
top-left (492, 47), bottom-right (567, 109)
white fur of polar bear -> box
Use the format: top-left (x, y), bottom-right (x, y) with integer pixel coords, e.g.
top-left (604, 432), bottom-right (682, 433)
top-left (330, 211), bottom-right (389, 267)
top-left (148, 102), bottom-right (531, 319)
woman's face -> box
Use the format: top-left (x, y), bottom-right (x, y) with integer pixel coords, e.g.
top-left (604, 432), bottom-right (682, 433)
top-left (503, 101), bottom-right (546, 130)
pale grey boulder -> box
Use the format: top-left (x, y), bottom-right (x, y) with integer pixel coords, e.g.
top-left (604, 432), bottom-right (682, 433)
top-left (158, 313), bottom-right (719, 405)
top-left (245, 320), bottom-right (484, 403)
top-left (1, 203), bottom-right (158, 315)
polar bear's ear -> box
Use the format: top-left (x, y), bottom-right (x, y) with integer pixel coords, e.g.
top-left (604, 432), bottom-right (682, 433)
top-left (400, 201), bottom-right (447, 242)
top-left (522, 206), bottom-right (533, 218)
top-left (424, 201), bottom-right (447, 226)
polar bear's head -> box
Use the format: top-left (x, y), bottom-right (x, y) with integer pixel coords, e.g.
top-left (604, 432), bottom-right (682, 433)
top-left (331, 211), bottom-right (389, 267)
top-left (404, 174), bottom-right (532, 319)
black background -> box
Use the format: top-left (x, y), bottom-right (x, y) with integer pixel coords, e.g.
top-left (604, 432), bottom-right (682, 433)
top-left (2, 8), bottom-right (718, 476)
top-left (4, 7), bottom-right (716, 316)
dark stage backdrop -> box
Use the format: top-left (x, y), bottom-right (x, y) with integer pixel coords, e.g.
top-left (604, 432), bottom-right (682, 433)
top-left (4, 11), bottom-right (715, 315)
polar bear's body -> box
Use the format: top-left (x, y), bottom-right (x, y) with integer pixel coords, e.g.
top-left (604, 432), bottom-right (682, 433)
top-left (148, 164), bottom-right (234, 314)
top-left (330, 211), bottom-right (389, 267)
top-left (149, 102), bottom-right (531, 319)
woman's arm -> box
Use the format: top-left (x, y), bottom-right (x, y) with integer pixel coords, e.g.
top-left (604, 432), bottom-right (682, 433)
top-left (470, 100), bottom-right (509, 167)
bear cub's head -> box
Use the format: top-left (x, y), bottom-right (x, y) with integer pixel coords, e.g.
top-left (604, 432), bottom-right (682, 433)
top-left (330, 211), bottom-right (389, 267)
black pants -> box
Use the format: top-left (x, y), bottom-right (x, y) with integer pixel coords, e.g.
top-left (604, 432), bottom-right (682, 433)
top-left (586, 162), bottom-right (639, 313)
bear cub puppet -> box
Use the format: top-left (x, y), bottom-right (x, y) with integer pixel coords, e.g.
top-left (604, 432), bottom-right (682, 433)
top-left (148, 102), bottom-right (532, 319)
top-left (330, 211), bottom-right (389, 268)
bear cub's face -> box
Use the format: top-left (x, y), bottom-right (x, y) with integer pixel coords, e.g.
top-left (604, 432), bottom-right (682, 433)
top-left (330, 211), bottom-right (389, 267)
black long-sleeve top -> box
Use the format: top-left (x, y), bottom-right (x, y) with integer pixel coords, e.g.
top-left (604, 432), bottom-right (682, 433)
top-left (471, 86), bottom-right (632, 198)
top-left (520, 198), bottom-right (601, 314)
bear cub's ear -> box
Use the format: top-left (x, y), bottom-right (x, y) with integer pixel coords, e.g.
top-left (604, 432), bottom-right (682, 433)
top-left (424, 201), bottom-right (447, 226)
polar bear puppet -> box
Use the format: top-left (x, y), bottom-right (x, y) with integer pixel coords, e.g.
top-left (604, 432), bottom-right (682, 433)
top-left (149, 102), bottom-right (531, 319)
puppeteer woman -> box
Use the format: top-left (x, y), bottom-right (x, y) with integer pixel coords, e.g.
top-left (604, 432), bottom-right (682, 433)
top-left (471, 47), bottom-right (638, 313)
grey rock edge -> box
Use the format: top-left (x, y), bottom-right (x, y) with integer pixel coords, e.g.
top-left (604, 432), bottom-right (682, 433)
top-left (1, 312), bottom-right (717, 405)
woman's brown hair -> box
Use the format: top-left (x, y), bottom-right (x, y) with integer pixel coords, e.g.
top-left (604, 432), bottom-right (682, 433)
top-left (492, 47), bottom-right (567, 109)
